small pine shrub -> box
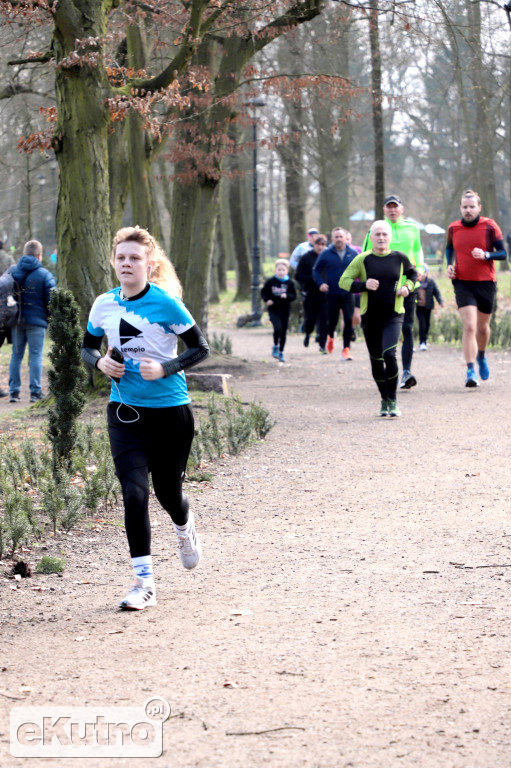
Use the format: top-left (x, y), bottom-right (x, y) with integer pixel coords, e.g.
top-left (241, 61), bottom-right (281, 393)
top-left (428, 313), bottom-right (440, 343)
top-left (47, 290), bottom-right (87, 474)
top-left (211, 332), bottom-right (233, 355)
top-left (249, 400), bottom-right (275, 439)
top-left (188, 422), bottom-right (204, 470)
top-left (0, 519), bottom-right (5, 559)
top-left (4, 488), bottom-right (33, 553)
top-left (204, 395), bottom-right (225, 459)
top-left (4, 445), bottom-right (26, 489)
top-left (224, 395), bottom-right (253, 455)
top-left (495, 312), bottom-right (511, 348)
top-left (36, 556), bottom-right (65, 574)
top-left (438, 310), bottom-right (462, 344)
top-left (21, 438), bottom-right (44, 487)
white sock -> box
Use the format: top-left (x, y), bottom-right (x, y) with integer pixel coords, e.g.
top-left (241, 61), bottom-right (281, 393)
top-left (173, 517), bottom-right (191, 536)
top-left (132, 555), bottom-right (154, 581)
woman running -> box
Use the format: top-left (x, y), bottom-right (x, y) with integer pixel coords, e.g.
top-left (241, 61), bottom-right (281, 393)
top-left (339, 220), bottom-right (417, 417)
top-left (81, 226), bottom-right (209, 610)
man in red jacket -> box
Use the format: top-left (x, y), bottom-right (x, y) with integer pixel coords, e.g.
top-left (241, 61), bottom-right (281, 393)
top-left (446, 189), bottom-right (507, 387)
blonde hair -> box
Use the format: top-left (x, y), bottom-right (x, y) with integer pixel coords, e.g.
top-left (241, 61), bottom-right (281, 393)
top-left (112, 226), bottom-right (182, 298)
top-left (461, 188), bottom-right (481, 206)
top-left (275, 258), bottom-right (289, 270)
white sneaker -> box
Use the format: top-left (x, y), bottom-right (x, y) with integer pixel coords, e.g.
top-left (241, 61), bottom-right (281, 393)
top-left (419, 342), bottom-right (427, 351)
top-left (176, 512), bottom-right (202, 570)
top-left (119, 577), bottom-right (156, 610)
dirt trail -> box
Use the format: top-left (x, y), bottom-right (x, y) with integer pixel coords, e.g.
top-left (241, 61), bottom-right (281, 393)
top-left (1, 327), bottom-right (511, 767)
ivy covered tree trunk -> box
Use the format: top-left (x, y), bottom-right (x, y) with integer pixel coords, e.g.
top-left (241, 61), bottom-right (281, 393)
top-left (47, 290), bottom-right (87, 475)
top-left (52, 1), bottom-right (117, 325)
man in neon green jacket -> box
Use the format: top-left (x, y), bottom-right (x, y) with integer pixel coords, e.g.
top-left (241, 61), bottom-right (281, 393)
top-left (362, 194), bottom-right (424, 389)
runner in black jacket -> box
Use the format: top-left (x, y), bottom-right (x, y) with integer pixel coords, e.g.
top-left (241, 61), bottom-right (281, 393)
top-left (261, 258), bottom-right (296, 363)
top-left (295, 235), bottom-right (328, 352)
top-left (340, 220), bottom-right (417, 417)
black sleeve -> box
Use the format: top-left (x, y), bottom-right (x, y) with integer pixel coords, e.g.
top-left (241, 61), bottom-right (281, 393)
top-left (81, 330), bottom-right (103, 369)
top-left (287, 279), bottom-right (297, 303)
top-left (261, 279), bottom-right (271, 303)
top-left (486, 238), bottom-right (507, 261)
top-left (161, 324), bottom-right (209, 377)
top-left (294, 260), bottom-right (306, 286)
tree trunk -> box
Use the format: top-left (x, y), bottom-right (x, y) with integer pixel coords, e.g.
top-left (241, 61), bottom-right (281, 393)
top-left (126, 22), bottom-right (161, 238)
top-left (171, 174), bottom-right (219, 334)
top-left (229, 175), bottom-right (252, 299)
top-left (215, 201), bottom-right (227, 292)
top-left (277, 105), bottom-right (305, 252)
top-left (209, 227), bottom-right (220, 304)
top-left (108, 122), bottom-right (129, 237)
top-left (369, 1), bottom-right (384, 216)
top-left (53, 4), bottom-right (114, 324)
top-left (218, 178), bottom-right (235, 273)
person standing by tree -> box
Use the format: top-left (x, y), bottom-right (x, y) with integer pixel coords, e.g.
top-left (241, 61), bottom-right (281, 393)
top-left (8, 239), bottom-right (56, 403)
top-left (81, 226), bottom-right (209, 610)
top-left (313, 227), bottom-right (358, 359)
top-left (363, 195), bottom-right (424, 389)
top-left (446, 189), bottom-right (506, 387)
top-left (340, 221), bottom-right (417, 417)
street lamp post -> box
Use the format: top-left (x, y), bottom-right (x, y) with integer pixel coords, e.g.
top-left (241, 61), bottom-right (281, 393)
top-left (246, 97), bottom-right (266, 326)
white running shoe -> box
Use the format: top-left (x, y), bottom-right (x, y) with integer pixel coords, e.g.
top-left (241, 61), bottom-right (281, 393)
top-left (119, 577), bottom-right (156, 610)
top-left (176, 512), bottom-right (202, 570)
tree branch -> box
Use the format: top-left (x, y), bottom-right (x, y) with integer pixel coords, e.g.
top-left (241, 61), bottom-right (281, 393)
top-left (248, 0), bottom-right (325, 57)
top-left (121, 0), bottom-right (211, 93)
top-left (0, 83), bottom-right (35, 100)
top-left (238, 72), bottom-right (352, 89)
top-left (8, 52), bottom-right (54, 66)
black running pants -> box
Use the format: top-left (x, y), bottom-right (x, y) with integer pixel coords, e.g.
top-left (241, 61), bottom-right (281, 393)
top-left (362, 315), bottom-right (403, 400)
top-left (107, 402), bottom-right (194, 558)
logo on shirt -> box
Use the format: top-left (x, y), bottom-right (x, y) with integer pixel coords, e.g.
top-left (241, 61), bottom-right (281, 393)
top-left (119, 318), bottom-right (146, 353)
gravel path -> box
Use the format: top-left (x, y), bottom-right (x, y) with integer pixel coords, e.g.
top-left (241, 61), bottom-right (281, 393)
top-left (1, 327), bottom-right (511, 767)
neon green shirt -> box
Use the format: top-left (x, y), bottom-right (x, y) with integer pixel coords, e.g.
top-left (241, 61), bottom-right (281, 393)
top-left (362, 218), bottom-right (424, 274)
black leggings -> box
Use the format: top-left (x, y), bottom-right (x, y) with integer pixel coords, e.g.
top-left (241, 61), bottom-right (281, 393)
top-left (302, 292), bottom-right (327, 347)
top-left (416, 306), bottom-right (431, 344)
top-left (362, 315), bottom-right (403, 400)
top-left (107, 402), bottom-right (194, 558)
top-left (269, 311), bottom-right (289, 351)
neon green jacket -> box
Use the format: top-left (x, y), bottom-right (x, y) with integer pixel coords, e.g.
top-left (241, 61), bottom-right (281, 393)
top-left (362, 218), bottom-right (424, 282)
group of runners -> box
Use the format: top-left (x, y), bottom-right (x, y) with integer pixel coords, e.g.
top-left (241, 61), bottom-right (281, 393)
top-left (82, 188), bottom-right (504, 611)
top-left (276, 189), bottom-right (505, 416)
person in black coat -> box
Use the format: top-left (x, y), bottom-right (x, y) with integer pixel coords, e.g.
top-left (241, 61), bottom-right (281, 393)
top-left (295, 234), bottom-right (328, 352)
top-left (261, 258), bottom-right (296, 363)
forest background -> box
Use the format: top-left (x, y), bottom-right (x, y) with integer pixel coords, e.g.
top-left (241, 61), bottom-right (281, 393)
top-left (1, 0), bottom-right (510, 332)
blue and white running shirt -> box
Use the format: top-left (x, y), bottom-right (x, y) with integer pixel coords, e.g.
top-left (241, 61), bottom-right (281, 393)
top-left (87, 283), bottom-right (195, 408)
